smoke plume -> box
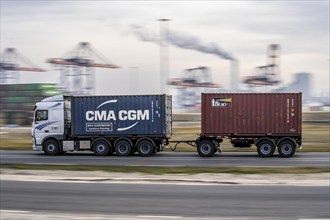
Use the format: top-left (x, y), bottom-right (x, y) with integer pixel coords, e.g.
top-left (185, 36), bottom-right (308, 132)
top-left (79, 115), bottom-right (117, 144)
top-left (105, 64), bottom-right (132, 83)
top-left (130, 24), bottom-right (234, 60)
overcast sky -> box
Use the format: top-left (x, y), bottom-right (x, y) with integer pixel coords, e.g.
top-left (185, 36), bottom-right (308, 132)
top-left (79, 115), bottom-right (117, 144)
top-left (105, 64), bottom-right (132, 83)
top-left (1, 1), bottom-right (329, 95)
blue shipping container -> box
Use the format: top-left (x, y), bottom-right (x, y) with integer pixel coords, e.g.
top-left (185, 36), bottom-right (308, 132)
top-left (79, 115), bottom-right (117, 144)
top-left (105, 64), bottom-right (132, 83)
top-left (71, 95), bottom-right (172, 137)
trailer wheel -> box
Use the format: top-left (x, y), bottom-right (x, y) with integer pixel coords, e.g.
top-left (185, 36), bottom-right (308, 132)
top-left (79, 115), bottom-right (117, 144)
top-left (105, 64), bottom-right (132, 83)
top-left (257, 140), bottom-right (275, 157)
top-left (115, 140), bottom-right (132, 156)
top-left (137, 140), bottom-right (154, 157)
top-left (278, 140), bottom-right (296, 158)
top-left (197, 140), bottom-right (215, 157)
top-left (43, 139), bottom-right (60, 155)
top-left (93, 140), bottom-right (110, 156)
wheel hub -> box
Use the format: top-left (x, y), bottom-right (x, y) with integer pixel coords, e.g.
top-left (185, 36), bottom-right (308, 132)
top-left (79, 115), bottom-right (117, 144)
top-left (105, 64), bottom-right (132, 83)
top-left (261, 144), bottom-right (271, 154)
top-left (48, 144), bottom-right (55, 152)
top-left (201, 144), bottom-right (211, 154)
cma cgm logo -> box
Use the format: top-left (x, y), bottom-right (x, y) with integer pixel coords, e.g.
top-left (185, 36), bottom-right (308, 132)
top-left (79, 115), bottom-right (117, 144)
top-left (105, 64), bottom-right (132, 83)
top-left (86, 110), bottom-right (149, 121)
top-left (85, 99), bottom-right (150, 131)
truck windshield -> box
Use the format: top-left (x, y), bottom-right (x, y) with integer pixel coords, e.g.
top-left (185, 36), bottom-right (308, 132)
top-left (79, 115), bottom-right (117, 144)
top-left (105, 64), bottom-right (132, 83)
top-left (35, 110), bottom-right (48, 123)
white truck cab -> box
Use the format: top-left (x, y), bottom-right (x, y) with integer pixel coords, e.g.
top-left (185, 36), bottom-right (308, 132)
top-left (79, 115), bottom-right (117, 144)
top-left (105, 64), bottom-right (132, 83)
top-left (32, 95), bottom-right (66, 154)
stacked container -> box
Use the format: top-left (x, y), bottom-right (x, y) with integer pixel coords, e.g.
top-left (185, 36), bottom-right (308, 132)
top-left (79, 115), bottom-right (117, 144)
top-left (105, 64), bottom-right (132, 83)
top-left (0, 84), bottom-right (60, 125)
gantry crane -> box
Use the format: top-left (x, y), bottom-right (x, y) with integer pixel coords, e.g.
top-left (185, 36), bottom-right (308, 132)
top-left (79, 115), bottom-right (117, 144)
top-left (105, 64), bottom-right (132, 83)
top-left (168, 66), bottom-right (220, 88)
top-left (168, 66), bottom-right (221, 108)
top-left (47, 42), bottom-right (120, 95)
top-left (0, 48), bottom-right (46, 84)
top-left (243, 44), bottom-right (281, 86)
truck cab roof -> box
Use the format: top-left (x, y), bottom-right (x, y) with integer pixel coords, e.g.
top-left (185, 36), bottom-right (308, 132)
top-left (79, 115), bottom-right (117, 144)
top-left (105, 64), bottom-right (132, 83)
top-left (41, 95), bottom-right (65, 102)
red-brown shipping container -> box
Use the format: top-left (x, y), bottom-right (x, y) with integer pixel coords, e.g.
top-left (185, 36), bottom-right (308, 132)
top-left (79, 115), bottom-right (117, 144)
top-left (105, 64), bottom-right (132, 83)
top-left (201, 93), bottom-right (302, 137)
top-left (197, 93), bottom-right (302, 158)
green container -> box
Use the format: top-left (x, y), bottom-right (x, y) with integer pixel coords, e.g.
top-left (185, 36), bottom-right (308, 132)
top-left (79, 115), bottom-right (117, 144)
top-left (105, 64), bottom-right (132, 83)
top-left (40, 84), bottom-right (57, 90)
top-left (6, 96), bottom-right (29, 103)
top-left (0, 83), bottom-right (60, 125)
top-left (42, 90), bottom-right (60, 96)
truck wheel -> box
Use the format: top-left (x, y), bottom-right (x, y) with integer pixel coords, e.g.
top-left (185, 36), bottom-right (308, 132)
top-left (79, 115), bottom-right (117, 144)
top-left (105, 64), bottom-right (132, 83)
top-left (137, 140), bottom-right (154, 157)
top-left (257, 140), bottom-right (275, 157)
top-left (43, 139), bottom-right (59, 155)
top-left (278, 140), bottom-right (296, 158)
top-left (197, 140), bottom-right (215, 157)
top-left (93, 140), bottom-right (110, 156)
top-left (115, 140), bottom-right (132, 156)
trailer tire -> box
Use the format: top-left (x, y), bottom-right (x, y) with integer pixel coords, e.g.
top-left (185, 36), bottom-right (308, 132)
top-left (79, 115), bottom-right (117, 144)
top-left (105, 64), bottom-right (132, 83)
top-left (278, 140), bottom-right (296, 158)
top-left (257, 140), bottom-right (275, 157)
top-left (115, 140), bottom-right (132, 156)
top-left (197, 140), bottom-right (215, 157)
top-left (93, 140), bottom-right (110, 156)
top-left (43, 139), bottom-right (60, 155)
top-left (137, 140), bottom-right (154, 157)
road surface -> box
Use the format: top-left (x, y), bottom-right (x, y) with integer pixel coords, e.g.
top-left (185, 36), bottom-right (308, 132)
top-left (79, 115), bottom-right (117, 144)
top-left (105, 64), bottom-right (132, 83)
top-left (1, 180), bottom-right (329, 219)
top-left (1, 150), bottom-right (329, 167)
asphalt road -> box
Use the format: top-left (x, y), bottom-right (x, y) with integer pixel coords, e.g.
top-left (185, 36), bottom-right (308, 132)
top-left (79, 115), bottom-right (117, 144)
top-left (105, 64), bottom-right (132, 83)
top-left (1, 180), bottom-right (329, 219)
top-left (1, 150), bottom-right (329, 167)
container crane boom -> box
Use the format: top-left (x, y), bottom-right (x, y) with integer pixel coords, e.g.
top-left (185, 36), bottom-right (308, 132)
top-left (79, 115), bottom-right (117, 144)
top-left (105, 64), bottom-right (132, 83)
top-left (0, 48), bottom-right (47, 84)
top-left (47, 58), bottom-right (120, 68)
top-left (0, 64), bottom-right (45, 72)
top-left (243, 44), bottom-right (281, 86)
top-left (46, 42), bottom-right (120, 95)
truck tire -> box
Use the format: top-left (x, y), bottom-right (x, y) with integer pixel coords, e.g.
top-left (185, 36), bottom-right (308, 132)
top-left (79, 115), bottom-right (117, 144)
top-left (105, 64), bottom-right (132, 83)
top-left (197, 140), bottom-right (215, 157)
top-left (137, 140), bottom-right (154, 157)
top-left (93, 140), bottom-right (110, 156)
top-left (43, 139), bottom-right (60, 155)
top-left (115, 140), bottom-right (132, 156)
top-left (257, 140), bottom-right (275, 157)
top-left (278, 140), bottom-right (296, 158)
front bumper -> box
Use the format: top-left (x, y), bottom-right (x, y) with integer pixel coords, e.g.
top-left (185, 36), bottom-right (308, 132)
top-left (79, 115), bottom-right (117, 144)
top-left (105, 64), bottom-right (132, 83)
top-left (32, 137), bottom-right (42, 151)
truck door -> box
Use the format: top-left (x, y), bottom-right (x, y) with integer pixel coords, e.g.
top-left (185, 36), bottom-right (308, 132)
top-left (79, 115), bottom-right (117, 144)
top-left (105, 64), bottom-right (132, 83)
top-left (34, 109), bottom-right (62, 133)
top-left (33, 109), bottom-right (50, 147)
top-left (33, 103), bottom-right (64, 147)
top-left (49, 108), bottom-right (63, 134)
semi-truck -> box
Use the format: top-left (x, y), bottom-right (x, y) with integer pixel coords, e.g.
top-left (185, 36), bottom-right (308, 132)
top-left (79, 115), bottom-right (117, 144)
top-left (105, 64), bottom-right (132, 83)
top-left (32, 94), bottom-right (172, 156)
top-left (32, 93), bottom-right (302, 158)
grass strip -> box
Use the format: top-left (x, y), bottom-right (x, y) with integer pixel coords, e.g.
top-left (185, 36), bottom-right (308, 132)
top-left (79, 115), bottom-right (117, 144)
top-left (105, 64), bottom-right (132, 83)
top-left (1, 164), bottom-right (329, 175)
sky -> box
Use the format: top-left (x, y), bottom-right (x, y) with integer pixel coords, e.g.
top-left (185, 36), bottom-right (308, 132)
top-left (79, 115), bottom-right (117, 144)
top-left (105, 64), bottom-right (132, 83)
top-left (1, 0), bottom-right (329, 96)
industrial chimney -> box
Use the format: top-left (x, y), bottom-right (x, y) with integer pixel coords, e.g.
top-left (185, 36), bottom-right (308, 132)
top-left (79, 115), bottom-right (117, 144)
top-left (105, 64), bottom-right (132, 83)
top-left (230, 59), bottom-right (239, 91)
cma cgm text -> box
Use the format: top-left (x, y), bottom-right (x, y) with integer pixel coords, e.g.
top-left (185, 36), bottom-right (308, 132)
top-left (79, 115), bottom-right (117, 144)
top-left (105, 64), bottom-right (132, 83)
top-left (86, 110), bottom-right (150, 121)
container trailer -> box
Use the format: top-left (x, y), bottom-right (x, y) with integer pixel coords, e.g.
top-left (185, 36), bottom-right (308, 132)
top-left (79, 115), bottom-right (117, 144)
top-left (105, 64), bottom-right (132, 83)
top-left (196, 93), bottom-right (302, 157)
top-left (32, 94), bottom-right (172, 156)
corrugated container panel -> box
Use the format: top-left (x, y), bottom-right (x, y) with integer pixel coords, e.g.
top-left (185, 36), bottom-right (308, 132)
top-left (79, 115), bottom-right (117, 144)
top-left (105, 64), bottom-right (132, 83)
top-left (0, 112), bottom-right (5, 119)
top-left (41, 90), bottom-right (60, 97)
top-left (0, 83), bottom-right (59, 91)
top-left (0, 96), bottom-right (5, 103)
top-left (2, 84), bottom-right (36, 91)
top-left (71, 95), bottom-right (172, 137)
top-left (201, 93), bottom-right (302, 137)
top-left (0, 83), bottom-right (60, 125)
top-left (0, 111), bottom-right (30, 125)
top-left (6, 96), bottom-right (28, 103)
top-left (0, 103), bottom-right (7, 109)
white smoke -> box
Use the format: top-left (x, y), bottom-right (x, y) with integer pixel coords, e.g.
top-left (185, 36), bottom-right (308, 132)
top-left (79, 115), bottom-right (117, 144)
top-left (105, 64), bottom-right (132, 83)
top-left (130, 24), bottom-right (158, 42)
top-left (130, 24), bottom-right (234, 60)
